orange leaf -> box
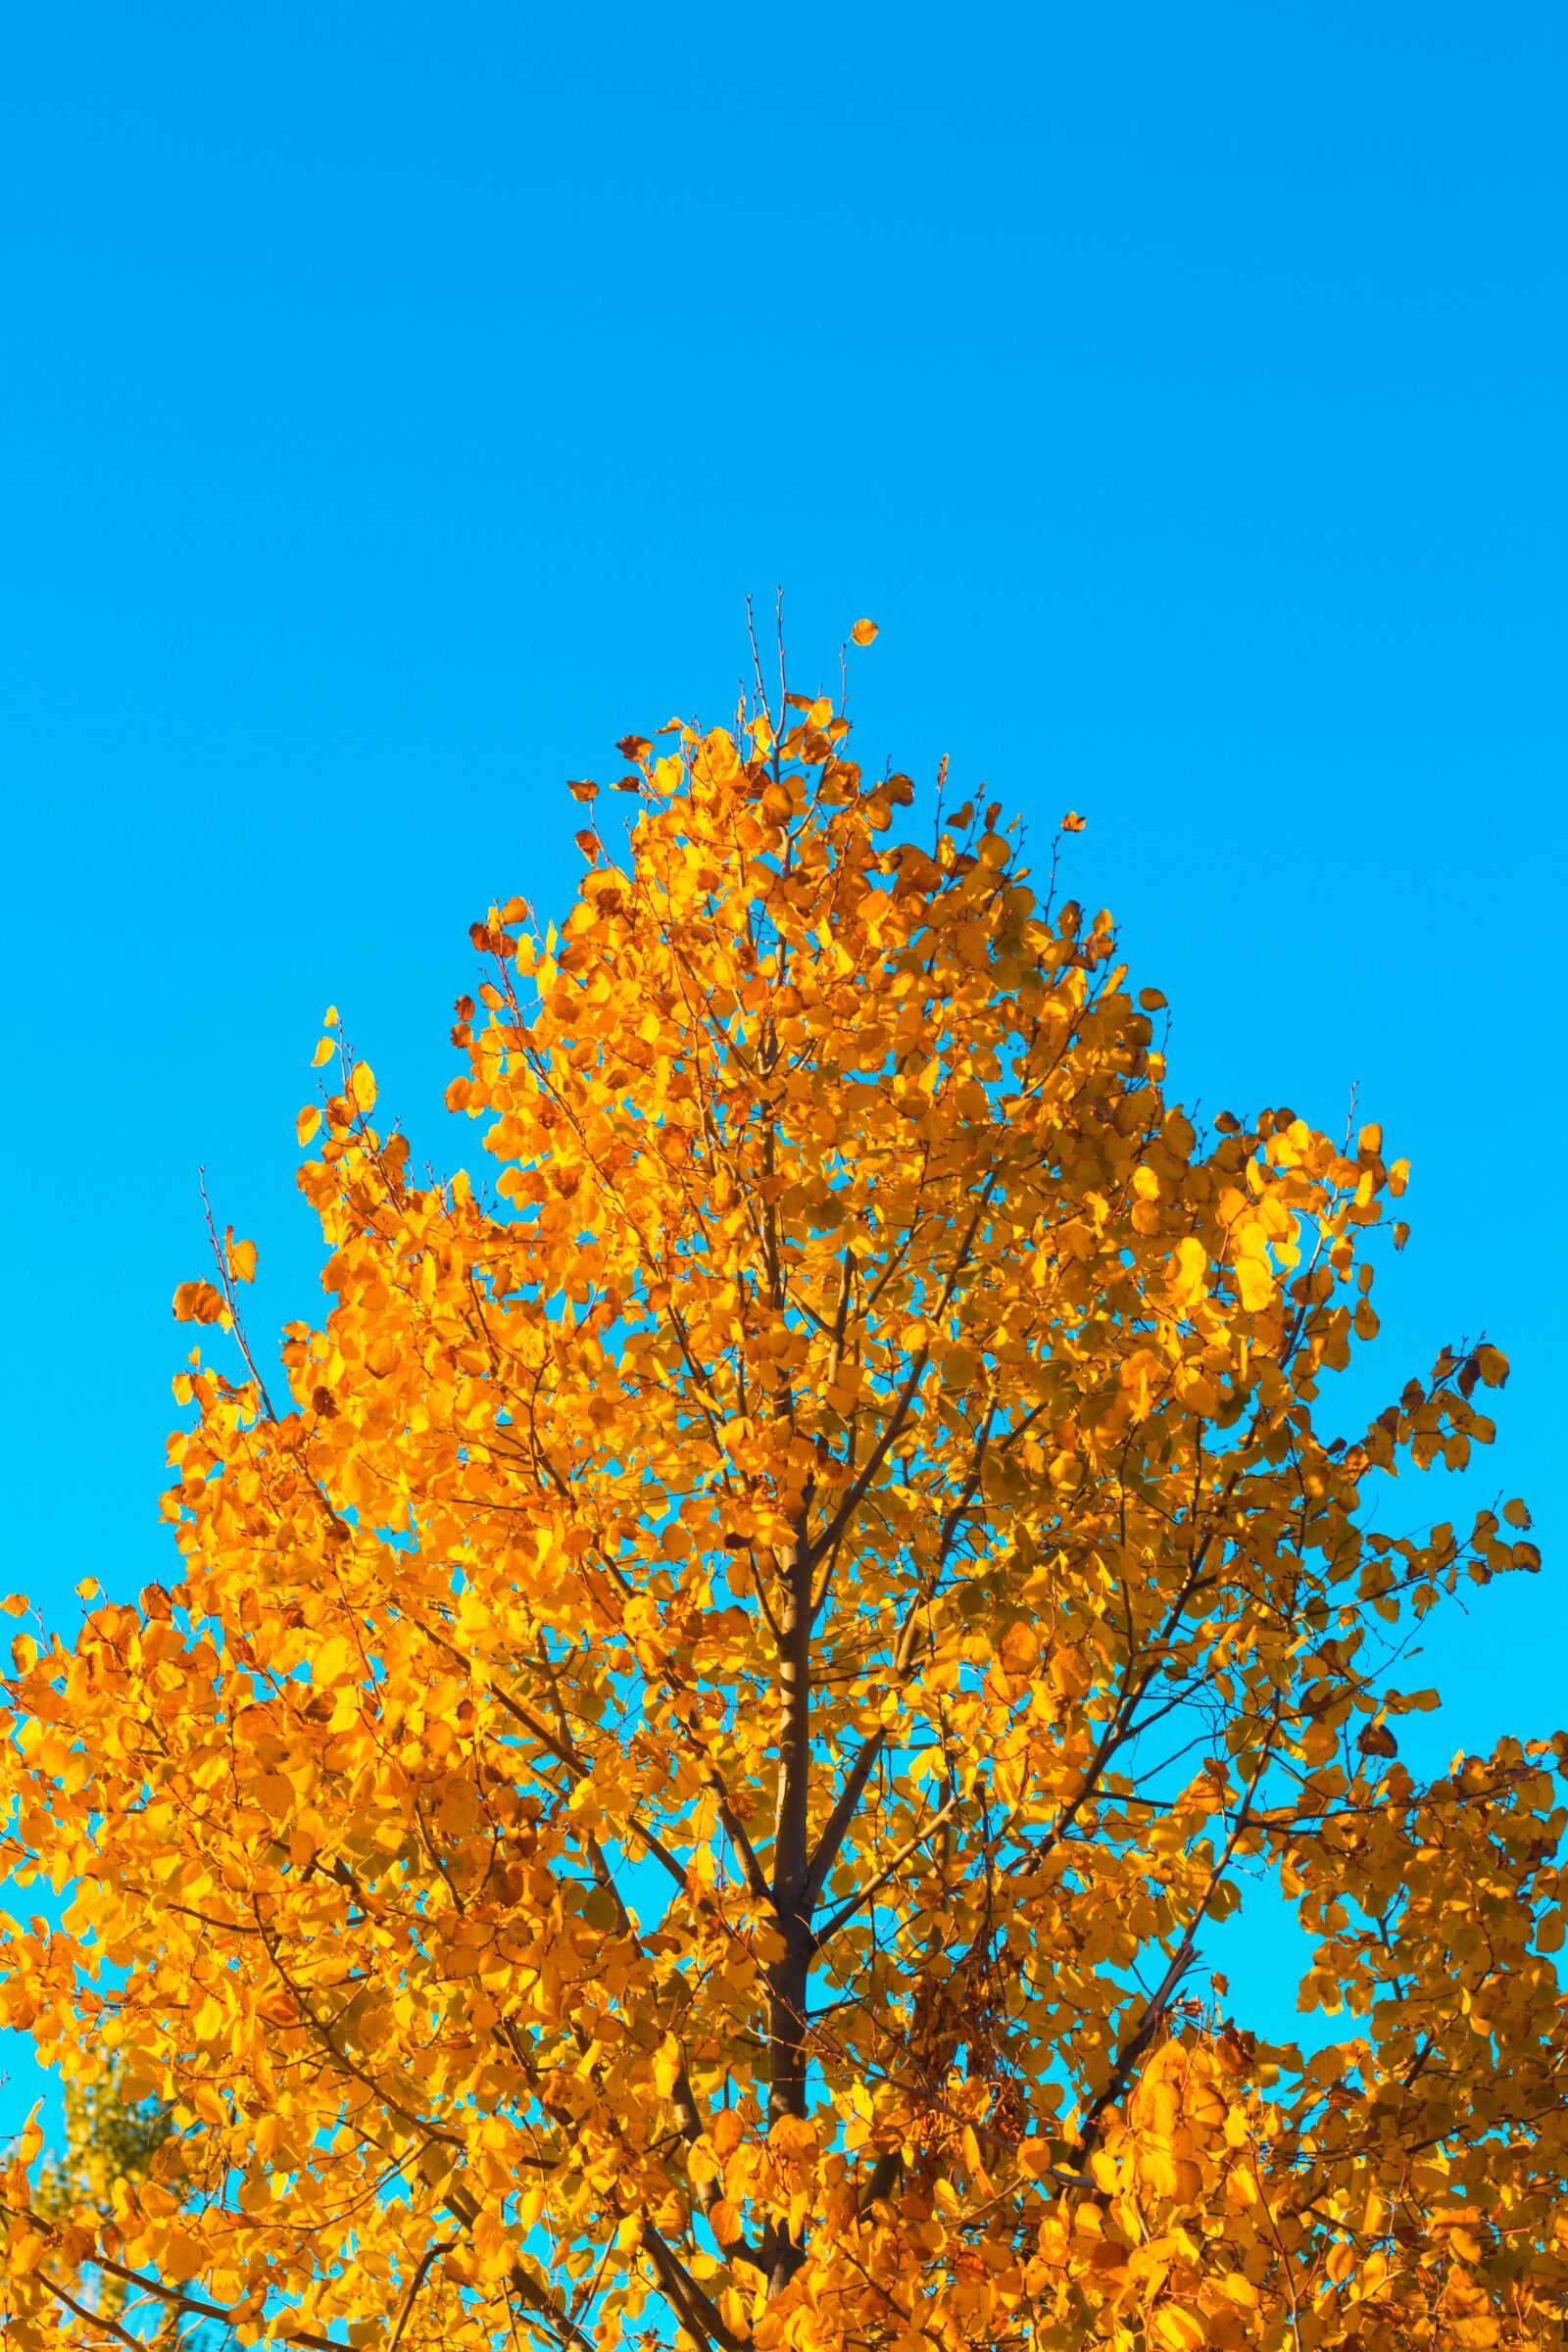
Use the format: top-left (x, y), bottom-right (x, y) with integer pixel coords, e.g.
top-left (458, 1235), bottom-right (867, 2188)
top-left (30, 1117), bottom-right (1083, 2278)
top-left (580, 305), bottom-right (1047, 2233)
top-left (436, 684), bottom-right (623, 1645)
top-left (172, 1281), bottom-right (225, 1325)
top-left (851, 617), bottom-right (879, 647)
top-left (709, 2199), bottom-right (743, 2245)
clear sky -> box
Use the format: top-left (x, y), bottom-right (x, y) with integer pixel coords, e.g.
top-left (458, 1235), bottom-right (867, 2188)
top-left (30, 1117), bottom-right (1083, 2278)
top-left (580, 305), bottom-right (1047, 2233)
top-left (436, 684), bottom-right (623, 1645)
top-left (2, 2), bottom-right (1564, 2126)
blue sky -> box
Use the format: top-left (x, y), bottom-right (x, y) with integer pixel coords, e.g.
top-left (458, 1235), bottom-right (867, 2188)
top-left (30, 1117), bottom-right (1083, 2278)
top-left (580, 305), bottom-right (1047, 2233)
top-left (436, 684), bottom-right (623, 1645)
top-left (2, 1), bottom-right (1564, 2125)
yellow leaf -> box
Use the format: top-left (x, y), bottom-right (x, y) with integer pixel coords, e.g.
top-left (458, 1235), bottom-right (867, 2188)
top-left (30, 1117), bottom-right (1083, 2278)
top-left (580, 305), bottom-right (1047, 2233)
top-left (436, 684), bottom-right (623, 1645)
top-left (1151, 2311), bottom-right (1205, 2352)
top-left (312, 1036), bottom-right (335, 1067)
top-left (351, 1062), bottom-right (377, 1114)
top-left (297, 1104), bottom-right (321, 1147)
top-left (1235, 1254), bottom-right (1273, 1313)
top-left (1169, 1236), bottom-right (1207, 1304)
top-left (7, 2227), bottom-right (48, 2278)
top-left (517, 2182), bottom-right (547, 2230)
top-left (998, 1621), bottom-right (1040, 1678)
top-left (313, 1634), bottom-right (352, 1685)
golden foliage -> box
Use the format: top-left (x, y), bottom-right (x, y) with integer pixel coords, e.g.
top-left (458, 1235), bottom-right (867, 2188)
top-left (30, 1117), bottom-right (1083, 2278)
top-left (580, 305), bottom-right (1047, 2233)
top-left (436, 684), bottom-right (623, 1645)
top-left (1, 644), bottom-right (1561, 2351)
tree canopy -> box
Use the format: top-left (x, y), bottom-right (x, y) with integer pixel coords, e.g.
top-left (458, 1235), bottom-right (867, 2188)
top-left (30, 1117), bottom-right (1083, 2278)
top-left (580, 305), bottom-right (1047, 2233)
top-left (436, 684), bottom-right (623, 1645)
top-left (2, 644), bottom-right (1562, 2351)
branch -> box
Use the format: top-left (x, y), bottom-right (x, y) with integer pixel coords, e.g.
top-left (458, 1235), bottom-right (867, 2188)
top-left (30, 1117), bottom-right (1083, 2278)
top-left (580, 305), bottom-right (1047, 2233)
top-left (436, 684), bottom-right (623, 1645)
top-left (252, 1897), bottom-right (464, 2151)
top-left (804, 1401), bottom-right (994, 1911)
top-left (800, 1343), bottom-right (930, 1577)
top-left (413, 1617), bottom-right (696, 1899)
top-left (34, 2269), bottom-right (148, 2352)
top-left (694, 1753), bottom-right (771, 1909)
top-left (197, 1169), bottom-right (279, 1422)
top-left (666, 2064), bottom-right (767, 2273)
top-left (641, 2220), bottom-right (746, 2351)
top-left (387, 2235), bottom-right (457, 2352)
top-left (802, 1728), bottom-right (888, 1912)
top-left (437, 2181), bottom-right (596, 2352)
top-left (799, 1176), bottom-right (1005, 1580)
top-left (1072, 1740), bottom-right (1274, 2162)
top-left (811, 1796), bottom-right (958, 1948)
top-left (38, 2247), bottom-right (343, 2352)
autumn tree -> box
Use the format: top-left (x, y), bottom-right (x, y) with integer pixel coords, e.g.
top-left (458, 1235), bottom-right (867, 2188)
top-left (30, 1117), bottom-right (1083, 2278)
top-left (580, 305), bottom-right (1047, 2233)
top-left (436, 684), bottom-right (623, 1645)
top-left (2, 627), bottom-right (1564, 2352)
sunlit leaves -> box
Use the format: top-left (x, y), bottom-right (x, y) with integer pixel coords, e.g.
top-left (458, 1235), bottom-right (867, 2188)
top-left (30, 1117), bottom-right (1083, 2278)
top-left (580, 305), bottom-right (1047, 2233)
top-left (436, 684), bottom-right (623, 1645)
top-left (0, 641), bottom-right (1555, 2352)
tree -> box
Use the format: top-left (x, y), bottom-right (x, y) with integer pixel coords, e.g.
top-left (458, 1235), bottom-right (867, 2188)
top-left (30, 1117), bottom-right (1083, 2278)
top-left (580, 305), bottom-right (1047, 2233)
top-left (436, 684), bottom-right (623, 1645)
top-left (2, 634), bottom-right (1563, 2351)
top-left (27, 2063), bottom-right (179, 2342)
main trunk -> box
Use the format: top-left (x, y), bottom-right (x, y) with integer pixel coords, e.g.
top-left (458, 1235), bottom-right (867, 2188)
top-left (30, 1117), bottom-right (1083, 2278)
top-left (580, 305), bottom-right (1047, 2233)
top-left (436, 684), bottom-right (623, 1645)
top-left (764, 1535), bottom-right (814, 2294)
